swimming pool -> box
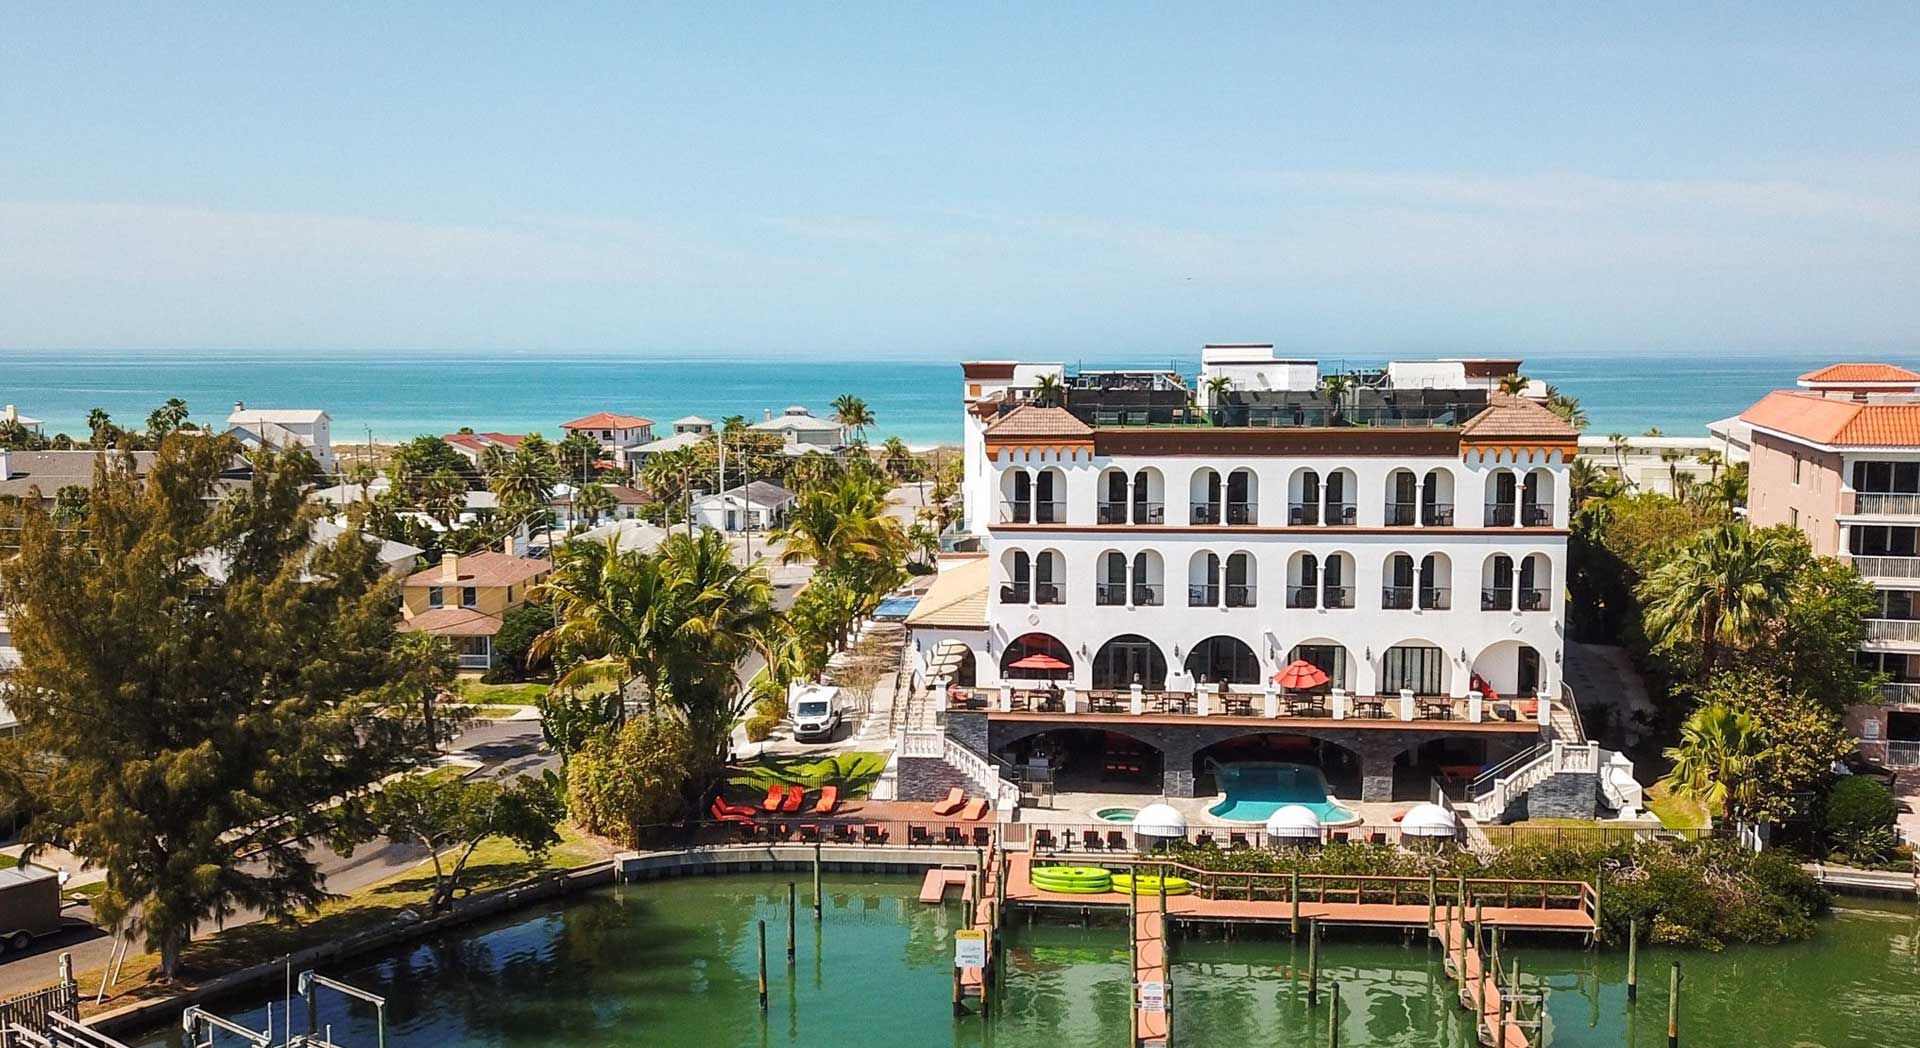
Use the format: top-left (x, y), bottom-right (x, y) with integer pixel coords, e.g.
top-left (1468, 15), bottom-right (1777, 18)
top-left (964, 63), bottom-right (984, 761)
top-left (1095, 807), bottom-right (1139, 822)
top-left (1207, 762), bottom-right (1361, 825)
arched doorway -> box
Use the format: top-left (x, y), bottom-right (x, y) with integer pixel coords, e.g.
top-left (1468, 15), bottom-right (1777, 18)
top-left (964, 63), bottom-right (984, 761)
top-left (999, 632), bottom-right (1072, 680)
top-left (1184, 635), bottom-right (1260, 685)
top-left (1470, 640), bottom-right (1543, 697)
top-left (1192, 733), bottom-right (1363, 798)
top-left (1392, 738), bottom-right (1492, 801)
top-left (1092, 634), bottom-right (1169, 690)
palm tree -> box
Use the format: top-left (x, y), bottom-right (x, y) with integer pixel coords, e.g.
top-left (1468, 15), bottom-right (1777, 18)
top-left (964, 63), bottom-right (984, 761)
top-left (1607, 433), bottom-right (1632, 479)
top-left (1659, 447), bottom-right (1688, 494)
top-left (830, 394), bottom-right (875, 444)
top-left (1637, 523), bottom-right (1795, 684)
top-left (770, 473), bottom-right (898, 573)
top-left (85, 408), bottom-right (113, 447)
top-left (1032, 373), bottom-right (1065, 408)
top-left (533, 529), bottom-right (774, 776)
top-left (1497, 373), bottom-right (1530, 396)
top-left (1543, 385), bottom-right (1587, 429)
top-left (1568, 457), bottom-right (1611, 508)
top-left (554, 431), bottom-right (603, 484)
top-left (1203, 375), bottom-right (1234, 413)
top-left (419, 469), bottom-right (469, 531)
top-left (1663, 702), bottom-right (1763, 819)
top-left (1697, 448), bottom-right (1726, 481)
top-left (1318, 374), bottom-right (1351, 421)
top-left (880, 436), bottom-right (916, 482)
top-left (906, 522), bottom-right (940, 567)
top-left (575, 482), bottom-right (617, 526)
top-left (146, 398), bottom-right (190, 438)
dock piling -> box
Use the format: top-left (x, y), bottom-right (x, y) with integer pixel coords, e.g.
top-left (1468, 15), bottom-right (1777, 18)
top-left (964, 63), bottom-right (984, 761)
top-left (1327, 980), bottom-right (1339, 1048)
top-left (1626, 917), bottom-right (1639, 1001)
top-left (812, 842), bottom-right (822, 919)
top-left (787, 882), bottom-right (797, 966)
top-left (1291, 870), bottom-right (1301, 933)
top-left (1307, 918), bottom-right (1320, 1007)
top-left (1427, 871), bottom-right (1437, 933)
top-left (757, 920), bottom-right (769, 1011)
top-left (1667, 962), bottom-right (1680, 1047)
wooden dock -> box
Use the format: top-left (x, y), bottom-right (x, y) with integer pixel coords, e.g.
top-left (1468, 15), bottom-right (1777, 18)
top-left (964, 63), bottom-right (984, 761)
top-left (1435, 911), bottom-right (1534, 1048)
top-left (957, 846), bottom-right (1003, 1004)
top-left (919, 867), bottom-right (971, 903)
top-left (1131, 890), bottom-right (1170, 1047)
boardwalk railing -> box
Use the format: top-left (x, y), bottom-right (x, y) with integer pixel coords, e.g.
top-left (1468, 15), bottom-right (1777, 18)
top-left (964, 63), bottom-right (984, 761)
top-left (0, 974), bottom-right (79, 1042)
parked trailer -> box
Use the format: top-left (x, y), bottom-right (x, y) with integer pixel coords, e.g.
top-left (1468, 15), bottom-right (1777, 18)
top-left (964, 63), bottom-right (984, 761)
top-left (0, 868), bottom-right (62, 953)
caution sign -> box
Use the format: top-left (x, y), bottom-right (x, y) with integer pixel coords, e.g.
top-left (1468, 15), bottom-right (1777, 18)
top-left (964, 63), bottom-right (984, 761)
top-left (954, 929), bottom-right (986, 968)
top-left (1138, 980), bottom-right (1167, 1012)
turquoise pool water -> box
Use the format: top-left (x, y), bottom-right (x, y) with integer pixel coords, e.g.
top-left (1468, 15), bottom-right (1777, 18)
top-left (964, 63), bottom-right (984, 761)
top-left (1095, 807), bottom-right (1140, 822)
top-left (1207, 762), bottom-right (1360, 825)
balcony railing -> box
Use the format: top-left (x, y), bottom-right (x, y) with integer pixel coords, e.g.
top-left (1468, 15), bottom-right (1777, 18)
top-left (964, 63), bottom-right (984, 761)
top-left (1096, 582), bottom-right (1127, 606)
top-left (1519, 588), bottom-right (1549, 611)
top-left (1880, 681), bottom-right (1920, 705)
top-left (1866, 617), bottom-right (1920, 642)
top-left (1225, 584), bottom-right (1256, 608)
top-left (1034, 582), bottom-right (1062, 605)
top-left (999, 500), bottom-right (1065, 524)
top-left (1191, 502), bottom-right (1221, 525)
top-left (1000, 583), bottom-right (1030, 604)
top-left (1134, 501), bottom-right (1166, 524)
top-left (1225, 501), bottom-right (1257, 525)
top-left (1097, 502), bottom-right (1128, 525)
top-left (1323, 585), bottom-right (1355, 609)
top-left (1325, 502), bottom-right (1357, 526)
top-left (1382, 585), bottom-right (1415, 610)
top-left (457, 654), bottom-right (491, 670)
top-left (1522, 503), bottom-right (1550, 527)
top-left (1286, 584), bottom-right (1317, 609)
top-left (1189, 583), bottom-right (1219, 607)
top-left (1484, 503), bottom-right (1517, 527)
top-left (1850, 555), bottom-right (1920, 579)
top-left (1288, 503), bottom-right (1320, 526)
top-left (1384, 501), bottom-right (1417, 527)
top-left (1134, 584), bottom-right (1163, 607)
top-left (1422, 502), bottom-right (1455, 526)
top-left (1482, 587), bottom-right (1514, 611)
top-left (1886, 740), bottom-right (1920, 769)
top-left (1854, 493), bottom-right (1920, 515)
top-left (1420, 587), bottom-right (1451, 610)
top-left (1100, 499), bottom-right (1166, 524)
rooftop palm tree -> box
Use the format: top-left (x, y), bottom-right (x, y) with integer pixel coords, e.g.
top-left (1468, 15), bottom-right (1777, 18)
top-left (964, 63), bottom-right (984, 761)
top-left (1543, 385), bottom-right (1588, 429)
top-left (1032, 373), bottom-right (1065, 408)
top-left (1318, 374), bottom-right (1351, 421)
top-left (830, 393), bottom-right (875, 444)
top-left (1663, 702), bottom-right (1763, 820)
top-left (146, 398), bottom-right (190, 439)
top-left (1638, 523), bottom-right (1795, 684)
top-left (1497, 373), bottom-right (1530, 396)
top-left (533, 528), bottom-right (774, 778)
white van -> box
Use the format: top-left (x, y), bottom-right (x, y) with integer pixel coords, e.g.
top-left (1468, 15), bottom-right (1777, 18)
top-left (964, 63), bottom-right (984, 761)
top-left (789, 683), bottom-right (842, 742)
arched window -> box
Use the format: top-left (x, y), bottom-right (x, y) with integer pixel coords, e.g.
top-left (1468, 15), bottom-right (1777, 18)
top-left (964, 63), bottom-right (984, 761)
top-left (1132, 550), bottom-right (1165, 606)
top-left (1188, 551), bottom-right (1220, 607)
top-left (1001, 549), bottom-right (1031, 604)
top-left (1098, 469), bottom-right (1130, 524)
top-left (1132, 468), bottom-right (1166, 524)
top-left (1419, 553), bottom-right (1451, 609)
top-left (1324, 468), bottom-right (1357, 526)
top-left (1522, 469), bottom-right (1554, 527)
top-left (1034, 467), bottom-right (1066, 524)
top-left (1519, 553), bottom-right (1553, 611)
top-left (1383, 553), bottom-right (1416, 609)
top-left (1485, 471), bottom-right (1518, 527)
top-left (1226, 468), bottom-right (1259, 525)
top-left (1225, 551), bottom-right (1257, 607)
top-left (1096, 550), bottom-right (1128, 605)
top-left (1287, 552), bottom-right (1319, 608)
top-left (1034, 549), bottom-right (1065, 605)
top-left (1384, 469), bottom-right (1418, 526)
top-left (1184, 636), bottom-right (1261, 685)
top-left (1190, 469), bottom-right (1223, 525)
top-left (1290, 468), bottom-right (1322, 525)
top-left (1093, 635), bottom-right (1168, 690)
top-left (1322, 552), bottom-right (1355, 609)
top-left (1421, 469), bottom-right (1456, 526)
top-left (1481, 554), bottom-right (1515, 610)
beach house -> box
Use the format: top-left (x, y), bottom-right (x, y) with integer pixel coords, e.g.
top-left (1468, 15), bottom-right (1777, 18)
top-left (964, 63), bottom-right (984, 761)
top-left (441, 431), bottom-right (525, 468)
top-left (750, 406), bottom-right (845, 452)
top-left (560, 412), bottom-right (655, 471)
top-left (692, 480), bottom-right (796, 532)
top-left (1738, 363), bottom-right (1920, 769)
top-left (397, 542), bottom-right (550, 670)
top-left (226, 403), bottom-right (335, 475)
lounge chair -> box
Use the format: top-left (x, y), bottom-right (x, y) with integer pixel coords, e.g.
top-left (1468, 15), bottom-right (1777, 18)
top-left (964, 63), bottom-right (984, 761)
top-left (710, 799), bottom-right (756, 827)
top-left (780, 784), bottom-right (805, 813)
top-left (944, 825), bottom-right (965, 846)
top-left (1034, 828), bottom-right (1057, 851)
top-left (959, 797), bottom-right (988, 822)
top-left (1106, 830), bottom-right (1128, 851)
top-left (814, 785), bottom-right (840, 814)
top-left (930, 788), bottom-right (966, 817)
top-left (910, 824), bottom-right (933, 845)
top-left (1083, 828), bottom-right (1103, 850)
top-left (1368, 830), bottom-right (1387, 845)
top-left (863, 823), bottom-right (888, 844)
top-left (761, 784), bottom-right (786, 812)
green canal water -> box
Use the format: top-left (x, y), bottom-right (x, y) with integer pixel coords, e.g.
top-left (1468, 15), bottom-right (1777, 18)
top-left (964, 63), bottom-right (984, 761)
top-left (132, 874), bottom-right (1920, 1048)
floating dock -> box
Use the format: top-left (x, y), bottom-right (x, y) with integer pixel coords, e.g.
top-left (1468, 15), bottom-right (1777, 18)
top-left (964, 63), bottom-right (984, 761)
top-left (919, 867), bottom-right (971, 903)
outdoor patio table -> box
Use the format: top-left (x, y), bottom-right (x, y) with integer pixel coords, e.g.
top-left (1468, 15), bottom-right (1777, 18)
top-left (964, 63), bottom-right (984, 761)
top-left (1356, 699), bottom-right (1386, 718)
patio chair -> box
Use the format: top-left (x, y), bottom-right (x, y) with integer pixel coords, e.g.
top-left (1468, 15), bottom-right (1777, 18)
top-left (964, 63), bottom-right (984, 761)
top-left (944, 825), bottom-right (966, 846)
top-left (813, 785), bottom-right (840, 814)
top-left (909, 823), bottom-right (933, 846)
top-left (761, 784), bottom-right (786, 812)
top-left (1034, 828), bottom-right (1057, 851)
top-left (1195, 831), bottom-right (1217, 849)
top-left (863, 823), bottom-right (888, 844)
top-left (1229, 831), bottom-right (1250, 850)
top-left (734, 821), bottom-right (760, 841)
top-left (1106, 830), bottom-right (1128, 851)
top-left (972, 826), bottom-right (993, 847)
top-left (1083, 828), bottom-right (1104, 850)
top-left (799, 823), bottom-right (821, 842)
top-left (831, 823), bottom-right (855, 843)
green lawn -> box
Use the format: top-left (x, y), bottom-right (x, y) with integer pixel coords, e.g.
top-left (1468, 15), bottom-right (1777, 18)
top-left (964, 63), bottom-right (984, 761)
top-left (452, 680), bottom-right (550, 705)
top-left (0, 852), bottom-right (16, 870)
top-left (727, 752), bottom-right (887, 800)
top-left (1645, 779), bottom-right (1711, 830)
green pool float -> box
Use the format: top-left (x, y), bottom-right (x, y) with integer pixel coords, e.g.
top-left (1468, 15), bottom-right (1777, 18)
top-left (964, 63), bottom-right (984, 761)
top-left (1109, 872), bottom-right (1192, 896)
top-left (1030, 865), bottom-right (1113, 893)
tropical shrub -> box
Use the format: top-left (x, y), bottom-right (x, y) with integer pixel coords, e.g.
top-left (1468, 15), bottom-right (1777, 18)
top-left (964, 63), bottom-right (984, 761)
top-left (1823, 775), bottom-right (1899, 865)
top-left (566, 713), bottom-right (693, 846)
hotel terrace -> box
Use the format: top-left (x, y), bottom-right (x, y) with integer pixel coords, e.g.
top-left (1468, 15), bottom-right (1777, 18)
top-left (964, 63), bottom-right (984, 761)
top-left (908, 346), bottom-right (1604, 818)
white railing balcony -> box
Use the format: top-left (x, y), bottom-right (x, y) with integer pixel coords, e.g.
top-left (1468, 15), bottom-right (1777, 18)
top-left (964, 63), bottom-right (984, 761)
top-left (1866, 618), bottom-right (1920, 643)
top-left (1880, 681), bottom-right (1920, 705)
top-left (1224, 584), bottom-right (1256, 608)
top-left (1854, 493), bottom-right (1920, 515)
top-left (1849, 555), bottom-right (1920, 579)
top-left (1134, 583), bottom-right (1164, 607)
top-left (1885, 740), bottom-right (1920, 769)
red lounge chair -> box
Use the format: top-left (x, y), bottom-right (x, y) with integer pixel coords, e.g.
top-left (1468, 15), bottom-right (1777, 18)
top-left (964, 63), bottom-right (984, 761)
top-left (930, 788), bottom-right (966, 816)
top-left (780, 784), bottom-right (805, 812)
top-left (761, 784), bottom-right (786, 812)
top-left (814, 785), bottom-right (840, 814)
top-left (710, 799), bottom-right (755, 826)
top-left (959, 797), bottom-right (988, 822)
top-left (717, 797), bottom-right (759, 819)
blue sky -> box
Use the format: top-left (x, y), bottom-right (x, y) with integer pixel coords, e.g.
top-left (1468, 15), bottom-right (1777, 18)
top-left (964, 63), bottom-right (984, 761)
top-left (3, 4), bottom-right (1917, 357)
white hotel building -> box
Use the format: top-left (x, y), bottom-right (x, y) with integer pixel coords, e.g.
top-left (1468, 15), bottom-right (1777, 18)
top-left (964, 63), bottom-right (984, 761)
top-left (909, 346), bottom-right (1587, 805)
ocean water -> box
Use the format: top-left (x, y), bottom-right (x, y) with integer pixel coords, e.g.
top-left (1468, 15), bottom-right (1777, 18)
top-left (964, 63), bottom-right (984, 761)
top-left (0, 349), bottom-right (1907, 447)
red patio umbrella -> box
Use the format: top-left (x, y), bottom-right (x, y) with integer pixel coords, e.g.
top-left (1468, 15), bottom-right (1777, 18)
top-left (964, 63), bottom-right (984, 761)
top-left (1272, 660), bottom-right (1330, 690)
top-left (1007, 653), bottom-right (1071, 672)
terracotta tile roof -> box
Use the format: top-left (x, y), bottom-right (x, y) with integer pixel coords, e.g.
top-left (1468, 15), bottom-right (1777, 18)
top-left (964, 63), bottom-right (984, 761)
top-left (561, 412), bottom-right (653, 430)
top-left (404, 551), bottom-right (549, 589)
top-left (1743, 390), bottom-right (1920, 447)
top-left (442, 432), bottom-right (524, 451)
top-left (983, 405), bottom-right (1094, 440)
top-left (1459, 395), bottom-right (1579, 440)
top-left (398, 607), bottom-right (504, 636)
top-left (1797, 363), bottom-right (1920, 385)
top-left (905, 557), bottom-right (989, 629)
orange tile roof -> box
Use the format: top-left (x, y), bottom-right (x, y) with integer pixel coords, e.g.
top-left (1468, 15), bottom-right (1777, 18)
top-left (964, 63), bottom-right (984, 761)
top-left (398, 607), bottom-right (504, 637)
top-left (1743, 390), bottom-right (1920, 447)
top-left (404, 551), bottom-right (549, 589)
top-left (561, 412), bottom-right (653, 430)
top-left (1459, 395), bottom-right (1579, 440)
top-left (1797, 363), bottom-right (1920, 385)
top-left (983, 405), bottom-right (1094, 440)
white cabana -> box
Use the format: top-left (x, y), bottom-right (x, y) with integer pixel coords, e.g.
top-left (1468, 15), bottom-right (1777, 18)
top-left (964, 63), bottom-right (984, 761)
top-left (1399, 802), bottom-right (1460, 839)
top-left (1132, 803), bottom-right (1189, 839)
top-left (1265, 804), bottom-right (1323, 840)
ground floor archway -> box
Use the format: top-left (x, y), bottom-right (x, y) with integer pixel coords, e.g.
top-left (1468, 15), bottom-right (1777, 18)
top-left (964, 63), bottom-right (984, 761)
top-left (1183, 634), bottom-right (1261, 685)
top-left (999, 632), bottom-right (1073, 680)
top-left (995, 727), bottom-right (1164, 794)
top-left (1470, 640), bottom-right (1543, 697)
top-left (1391, 738), bottom-right (1492, 801)
top-left (1092, 634), bottom-right (1169, 690)
top-left (1191, 732), bottom-right (1362, 798)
